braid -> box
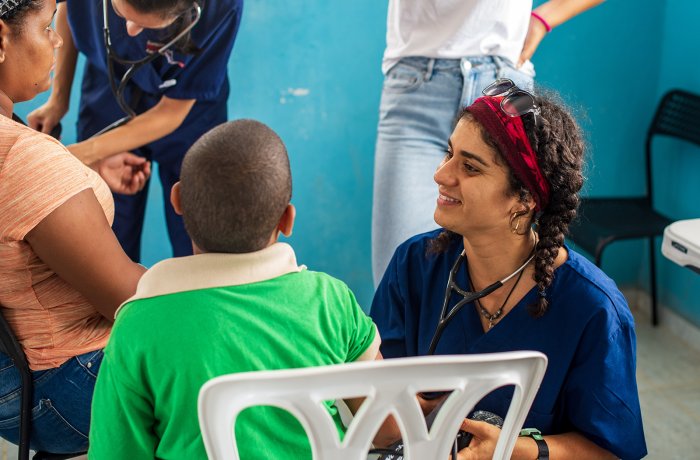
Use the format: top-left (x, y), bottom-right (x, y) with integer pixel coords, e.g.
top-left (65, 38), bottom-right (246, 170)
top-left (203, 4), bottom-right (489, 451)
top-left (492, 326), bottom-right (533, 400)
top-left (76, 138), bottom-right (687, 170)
top-left (429, 90), bottom-right (585, 319)
top-left (427, 229), bottom-right (460, 254)
top-left (525, 90), bottom-right (585, 316)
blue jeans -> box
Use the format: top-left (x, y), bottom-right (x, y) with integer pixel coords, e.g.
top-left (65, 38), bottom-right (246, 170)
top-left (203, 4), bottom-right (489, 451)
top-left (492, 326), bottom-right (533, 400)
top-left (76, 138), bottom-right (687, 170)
top-left (0, 349), bottom-right (103, 453)
top-left (371, 56), bottom-right (535, 285)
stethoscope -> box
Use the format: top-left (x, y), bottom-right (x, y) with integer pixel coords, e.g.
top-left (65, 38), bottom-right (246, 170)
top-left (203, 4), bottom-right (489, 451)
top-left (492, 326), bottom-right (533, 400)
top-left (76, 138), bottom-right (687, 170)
top-left (384, 245), bottom-right (537, 458)
top-left (96, 0), bottom-right (202, 136)
top-left (427, 247), bottom-right (536, 355)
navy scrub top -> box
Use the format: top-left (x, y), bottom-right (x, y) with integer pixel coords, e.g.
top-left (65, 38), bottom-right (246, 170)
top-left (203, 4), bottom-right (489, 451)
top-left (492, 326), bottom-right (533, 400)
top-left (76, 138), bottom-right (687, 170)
top-left (370, 229), bottom-right (647, 460)
top-left (62, 0), bottom-right (243, 161)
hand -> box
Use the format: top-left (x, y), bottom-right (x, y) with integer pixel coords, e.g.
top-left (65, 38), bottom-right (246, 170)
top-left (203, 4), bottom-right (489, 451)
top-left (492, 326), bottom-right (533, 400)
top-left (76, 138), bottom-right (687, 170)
top-left (452, 419), bottom-right (501, 460)
top-left (27, 99), bottom-right (68, 136)
top-left (92, 152), bottom-right (151, 195)
top-left (517, 15), bottom-right (549, 67)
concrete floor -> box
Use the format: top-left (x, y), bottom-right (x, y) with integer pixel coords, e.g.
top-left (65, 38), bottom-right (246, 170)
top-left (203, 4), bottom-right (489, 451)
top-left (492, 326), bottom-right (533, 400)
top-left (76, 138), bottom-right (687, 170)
top-left (635, 311), bottom-right (700, 459)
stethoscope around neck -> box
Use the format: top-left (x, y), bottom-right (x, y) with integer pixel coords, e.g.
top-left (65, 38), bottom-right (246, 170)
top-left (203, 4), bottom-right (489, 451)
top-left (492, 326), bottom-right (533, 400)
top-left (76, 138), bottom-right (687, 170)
top-left (96, 0), bottom-right (202, 136)
top-left (427, 248), bottom-right (536, 355)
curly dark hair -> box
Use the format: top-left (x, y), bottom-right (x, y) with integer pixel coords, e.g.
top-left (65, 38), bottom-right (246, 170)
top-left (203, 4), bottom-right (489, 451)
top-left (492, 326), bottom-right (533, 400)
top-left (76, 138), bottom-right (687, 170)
top-left (430, 89), bottom-right (585, 317)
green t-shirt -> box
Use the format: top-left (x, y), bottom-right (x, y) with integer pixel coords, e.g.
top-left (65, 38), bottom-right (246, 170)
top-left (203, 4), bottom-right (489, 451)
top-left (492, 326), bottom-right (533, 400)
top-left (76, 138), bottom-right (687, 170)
top-left (89, 250), bottom-right (376, 460)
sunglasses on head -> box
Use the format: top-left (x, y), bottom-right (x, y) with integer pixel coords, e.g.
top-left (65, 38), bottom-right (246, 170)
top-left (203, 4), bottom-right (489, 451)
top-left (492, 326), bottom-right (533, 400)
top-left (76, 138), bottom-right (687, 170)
top-left (482, 78), bottom-right (541, 126)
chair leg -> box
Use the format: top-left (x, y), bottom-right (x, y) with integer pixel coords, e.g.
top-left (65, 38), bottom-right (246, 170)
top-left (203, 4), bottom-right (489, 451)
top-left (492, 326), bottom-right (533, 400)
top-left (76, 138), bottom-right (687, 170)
top-left (649, 238), bottom-right (659, 327)
top-left (19, 367), bottom-right (32, 460)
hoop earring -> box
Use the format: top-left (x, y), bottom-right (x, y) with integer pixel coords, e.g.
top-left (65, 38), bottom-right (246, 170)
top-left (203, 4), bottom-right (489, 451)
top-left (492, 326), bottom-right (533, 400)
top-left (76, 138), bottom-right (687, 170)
top-left (510, 213), bottom-right (521, 234)
top-left (509, 210), bottom-right (530, 235)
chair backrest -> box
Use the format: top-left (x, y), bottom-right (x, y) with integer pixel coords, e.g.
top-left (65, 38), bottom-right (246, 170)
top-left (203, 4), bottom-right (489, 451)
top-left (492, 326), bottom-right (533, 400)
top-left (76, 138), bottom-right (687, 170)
top-left (0, 307), bottom-right (30, 375)
top-left (645, 89), bottom-right (700, 200)
top-left (198, 351), bottom-right (548, 460)
top-left (0, 307), bottom-right (33, 460)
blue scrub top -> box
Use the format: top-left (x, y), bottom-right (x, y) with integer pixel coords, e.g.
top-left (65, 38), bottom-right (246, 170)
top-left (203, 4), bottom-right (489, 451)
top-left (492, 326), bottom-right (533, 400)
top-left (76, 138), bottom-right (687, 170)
top-left (370, 229), bottom-right (647, 460)
top-left (62, 0), bottom-right (243, 159)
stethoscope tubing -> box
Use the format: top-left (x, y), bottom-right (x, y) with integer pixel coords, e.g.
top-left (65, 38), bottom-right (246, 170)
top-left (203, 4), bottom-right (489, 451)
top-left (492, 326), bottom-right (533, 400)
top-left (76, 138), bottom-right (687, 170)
top-left (427, 249), bottom-right (536, 355)
top-left (96, 0), bottom-right (202, 136)
top-left (100, 29), bottom-right (159, 135)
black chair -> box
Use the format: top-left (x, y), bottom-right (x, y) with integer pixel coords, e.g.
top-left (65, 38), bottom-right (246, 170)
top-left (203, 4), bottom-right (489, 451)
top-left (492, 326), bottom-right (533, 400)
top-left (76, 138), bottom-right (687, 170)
top-left (0, 309), bottom-right (86, 460)
top-left (568, 89), bottom-right (700, 326)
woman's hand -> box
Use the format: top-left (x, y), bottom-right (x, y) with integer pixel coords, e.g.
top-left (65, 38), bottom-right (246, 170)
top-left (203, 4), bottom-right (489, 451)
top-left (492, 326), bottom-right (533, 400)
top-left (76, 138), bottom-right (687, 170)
top-left (518, 0), bottom-right (606, 67)
top-left (27, 99), bottom-right (68, 135)
top-left (517, 15), bottom-right (548, 67)
top-left (452, 419), bottom-right (501, 460)
top-left (92, 152), bottom-right (151, 195)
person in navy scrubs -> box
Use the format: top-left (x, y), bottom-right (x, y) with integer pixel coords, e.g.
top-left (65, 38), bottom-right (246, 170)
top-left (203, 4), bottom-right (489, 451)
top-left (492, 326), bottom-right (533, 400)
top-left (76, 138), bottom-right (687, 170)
top-left (29, 0), bottom-right (243, 261)
top-left (370, 82), bottom-right (647, 460)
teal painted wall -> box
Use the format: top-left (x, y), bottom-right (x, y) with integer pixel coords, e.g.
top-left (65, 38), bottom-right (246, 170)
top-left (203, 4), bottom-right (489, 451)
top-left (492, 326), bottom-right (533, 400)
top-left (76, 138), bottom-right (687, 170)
top-left (18, 0), bottom-right (699, 326)
top-left (218, 1), bottom-right (387, 309)
top-left (532, 0), bottom-right (665, 293)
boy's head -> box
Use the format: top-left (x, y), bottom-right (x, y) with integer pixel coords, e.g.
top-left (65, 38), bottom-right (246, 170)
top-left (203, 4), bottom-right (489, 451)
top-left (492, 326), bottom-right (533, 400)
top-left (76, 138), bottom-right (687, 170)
top-left (172, 119), bottom-right (293, 254)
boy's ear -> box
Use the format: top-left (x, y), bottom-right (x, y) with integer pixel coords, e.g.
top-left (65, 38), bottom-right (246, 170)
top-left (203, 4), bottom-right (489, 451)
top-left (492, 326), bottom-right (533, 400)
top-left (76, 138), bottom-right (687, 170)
top-left (278, 204), bottom-right (296, 237)
top-left (170, 181), bottom-right (183, 216)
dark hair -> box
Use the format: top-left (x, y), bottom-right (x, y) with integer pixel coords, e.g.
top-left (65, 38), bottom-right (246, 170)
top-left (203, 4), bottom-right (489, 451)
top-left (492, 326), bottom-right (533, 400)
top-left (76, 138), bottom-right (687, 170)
top-left (1, 0), bottom-right (44, 32)
top-left (179, 119), bottom-right (292, 254)
top-left (126, 0), bottom-right (201, 54)
top-left (431, 89), bottom-right (585, 317)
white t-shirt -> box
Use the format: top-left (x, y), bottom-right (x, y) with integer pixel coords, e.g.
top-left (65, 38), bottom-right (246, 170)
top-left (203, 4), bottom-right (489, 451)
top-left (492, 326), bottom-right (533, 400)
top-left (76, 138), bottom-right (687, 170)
top-left (383, 0), bottom-right (533, 73)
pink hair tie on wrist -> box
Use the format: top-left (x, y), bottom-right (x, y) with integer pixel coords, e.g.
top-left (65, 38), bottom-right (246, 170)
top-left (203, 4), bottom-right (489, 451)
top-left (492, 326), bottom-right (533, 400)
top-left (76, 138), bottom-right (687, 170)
top-left (531, 11), bottom-right (552, 33)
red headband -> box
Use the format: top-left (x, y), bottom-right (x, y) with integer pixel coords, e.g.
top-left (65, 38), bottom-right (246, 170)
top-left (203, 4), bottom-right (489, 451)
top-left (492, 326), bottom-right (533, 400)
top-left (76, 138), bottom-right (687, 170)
top-left (466, 96), bottom-right (550, 211)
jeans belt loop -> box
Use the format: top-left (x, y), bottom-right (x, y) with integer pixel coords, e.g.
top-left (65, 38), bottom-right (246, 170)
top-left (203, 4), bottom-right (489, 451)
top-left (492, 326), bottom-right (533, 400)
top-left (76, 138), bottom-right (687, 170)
top-left (424, 58), bottom-right (436, 82)
top-left (492, 55), bottom-right (505, 74)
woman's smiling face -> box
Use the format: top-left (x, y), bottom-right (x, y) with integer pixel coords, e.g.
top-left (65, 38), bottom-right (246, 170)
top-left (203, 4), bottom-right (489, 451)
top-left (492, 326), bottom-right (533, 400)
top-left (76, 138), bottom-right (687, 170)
top-left (433, 117), bottom-right (522, 237)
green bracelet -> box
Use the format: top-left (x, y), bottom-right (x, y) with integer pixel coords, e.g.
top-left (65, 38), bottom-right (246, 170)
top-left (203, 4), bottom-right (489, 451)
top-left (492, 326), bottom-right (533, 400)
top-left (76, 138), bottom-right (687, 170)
top-left (519, 428), bottom-right (549, 459)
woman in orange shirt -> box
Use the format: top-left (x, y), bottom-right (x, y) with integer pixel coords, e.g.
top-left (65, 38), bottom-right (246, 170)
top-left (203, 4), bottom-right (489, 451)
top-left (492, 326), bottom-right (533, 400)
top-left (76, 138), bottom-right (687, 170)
top-left (0, 0), bottom-right (146, 453)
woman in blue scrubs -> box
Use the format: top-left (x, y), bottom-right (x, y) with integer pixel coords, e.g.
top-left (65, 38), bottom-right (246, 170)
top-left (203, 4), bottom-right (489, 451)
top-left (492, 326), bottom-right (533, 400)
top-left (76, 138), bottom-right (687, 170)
top-left (28, 0), bottom-right (243, 261)
top-left (370, 82), bottom-right (647, 459)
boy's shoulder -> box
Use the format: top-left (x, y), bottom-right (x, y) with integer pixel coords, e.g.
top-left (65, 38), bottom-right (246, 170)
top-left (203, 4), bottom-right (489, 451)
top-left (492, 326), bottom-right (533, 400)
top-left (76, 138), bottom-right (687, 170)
top-left (113, 245), bottom-right (362, 330)
top-left (116, 243), bottom-right (306, 315)
top-left (286, 268), bottom-right (350, 288)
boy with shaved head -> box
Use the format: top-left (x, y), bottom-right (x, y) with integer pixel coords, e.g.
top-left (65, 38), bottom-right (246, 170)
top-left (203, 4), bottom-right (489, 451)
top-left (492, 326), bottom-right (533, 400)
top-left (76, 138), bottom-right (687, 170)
top-left (89, 120), bottom-right (380, 459)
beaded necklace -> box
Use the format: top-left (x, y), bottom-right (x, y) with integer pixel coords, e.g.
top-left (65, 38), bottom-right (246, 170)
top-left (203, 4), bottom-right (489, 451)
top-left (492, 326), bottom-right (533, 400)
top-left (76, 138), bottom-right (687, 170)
top-left (472, 267), bottom-right (525, 330)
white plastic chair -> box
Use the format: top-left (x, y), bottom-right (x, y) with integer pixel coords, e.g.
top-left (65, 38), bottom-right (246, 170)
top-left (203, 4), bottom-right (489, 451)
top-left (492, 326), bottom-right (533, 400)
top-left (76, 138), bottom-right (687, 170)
top-left (198, 351), bottom-right (548, 460)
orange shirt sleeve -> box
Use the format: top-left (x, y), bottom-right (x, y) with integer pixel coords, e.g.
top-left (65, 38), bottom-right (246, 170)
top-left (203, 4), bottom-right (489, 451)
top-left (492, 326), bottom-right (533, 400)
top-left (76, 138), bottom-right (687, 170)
top-left (0, 131), bottom-right (94, 242)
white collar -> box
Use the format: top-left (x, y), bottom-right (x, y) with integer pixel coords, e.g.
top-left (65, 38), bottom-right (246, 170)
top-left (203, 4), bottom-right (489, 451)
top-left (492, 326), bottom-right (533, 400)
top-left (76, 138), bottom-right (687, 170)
top-left (115, 243), bottom-right (305, 318)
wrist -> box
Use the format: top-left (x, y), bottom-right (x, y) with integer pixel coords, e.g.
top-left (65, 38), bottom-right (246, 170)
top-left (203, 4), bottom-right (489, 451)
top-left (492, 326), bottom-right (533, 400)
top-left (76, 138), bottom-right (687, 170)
top-left (519, 428), bottom-right (549, 460)
top-left (530, 11), bottom-right (552, 33)
top-left (47, 92), bottom-right (70, 114)
top-left (68, 140), bottom-right (98, 165)
top-left (512, 436), bottom-right (540, 460)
